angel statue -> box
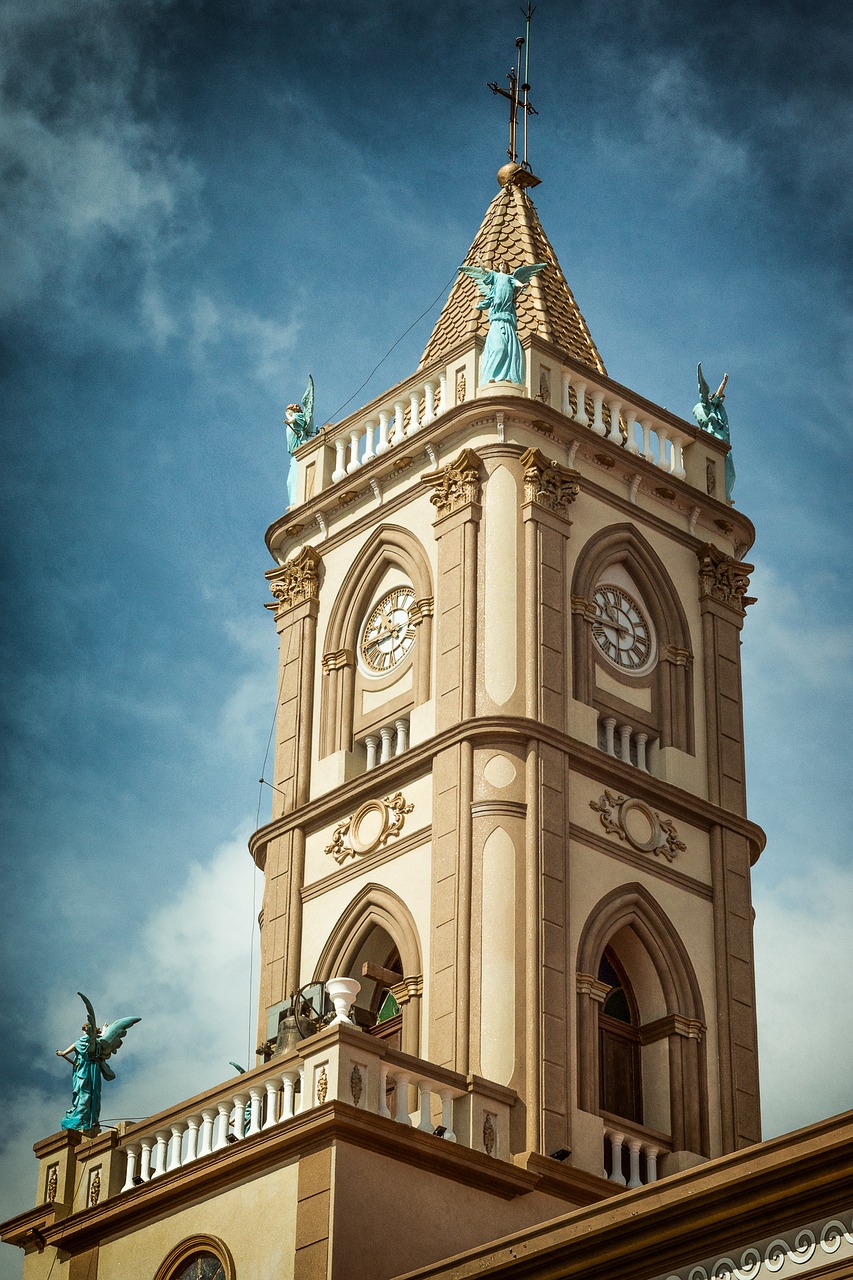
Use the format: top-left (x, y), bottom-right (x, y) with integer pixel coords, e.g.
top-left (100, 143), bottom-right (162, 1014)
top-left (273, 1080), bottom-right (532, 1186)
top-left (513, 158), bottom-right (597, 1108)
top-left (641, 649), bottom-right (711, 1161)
top-left (459, 260), bottom-right (547, 386)
top-left (284, 374), bottom-right (316, 509)
top-left (693, 363), bottom-right (735, 501)
top-left (56, 992), bottom-right (141, 1133)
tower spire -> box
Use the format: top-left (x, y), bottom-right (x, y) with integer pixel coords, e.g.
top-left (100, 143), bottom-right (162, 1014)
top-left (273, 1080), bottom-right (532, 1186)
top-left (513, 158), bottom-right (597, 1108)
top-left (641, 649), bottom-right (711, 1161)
top-left (487, 5), bottom-right (538, 168)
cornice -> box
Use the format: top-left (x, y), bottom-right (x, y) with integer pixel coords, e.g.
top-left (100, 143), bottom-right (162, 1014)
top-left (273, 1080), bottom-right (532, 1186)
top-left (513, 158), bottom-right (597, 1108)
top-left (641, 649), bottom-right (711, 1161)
top-left (249, 716), bottom-right (766, 869)
top-left (568, 821), bottom-right (713, 901)
top-left (301, 823), bottom-right (432, 902)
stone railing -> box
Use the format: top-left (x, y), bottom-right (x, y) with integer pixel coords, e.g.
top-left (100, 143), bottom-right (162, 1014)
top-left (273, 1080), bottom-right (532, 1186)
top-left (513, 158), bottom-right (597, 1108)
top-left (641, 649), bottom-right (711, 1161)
top-left (359, 715), bottom-right (410, 771)
top-left (117, 1021), bottom-right (515, 1195)
top-left (603, 1118), bottom-right (671, 1188)
top-left (598, 715), bottom-right (655, 773)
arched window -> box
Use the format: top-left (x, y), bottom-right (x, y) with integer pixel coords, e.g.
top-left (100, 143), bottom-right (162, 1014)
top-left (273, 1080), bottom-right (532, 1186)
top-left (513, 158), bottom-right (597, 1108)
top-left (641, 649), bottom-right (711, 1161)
top-left (154, 1237), bottom-right (234, 1280)
top-left (598, 949), bottom-right (642, 1124)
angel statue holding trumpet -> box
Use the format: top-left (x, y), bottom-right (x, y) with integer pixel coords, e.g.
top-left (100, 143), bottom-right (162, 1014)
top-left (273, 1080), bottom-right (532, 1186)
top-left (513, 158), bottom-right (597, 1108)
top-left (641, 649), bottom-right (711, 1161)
top-left (459, 259), bottom-right (547, 386)
top-left (56, 992), bottom-right (141, 1133)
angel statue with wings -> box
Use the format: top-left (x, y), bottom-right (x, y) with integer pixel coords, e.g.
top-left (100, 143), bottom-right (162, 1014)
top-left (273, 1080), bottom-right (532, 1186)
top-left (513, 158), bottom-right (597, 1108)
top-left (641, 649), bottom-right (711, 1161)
top-left (284, 374), bottom-right (316, 509)
top-left (459, 260), bottom-right (547, 386)
top-left (56, 992), bottom-right (141, 1133)
top-left (693, 363), bottom-right (735, 501)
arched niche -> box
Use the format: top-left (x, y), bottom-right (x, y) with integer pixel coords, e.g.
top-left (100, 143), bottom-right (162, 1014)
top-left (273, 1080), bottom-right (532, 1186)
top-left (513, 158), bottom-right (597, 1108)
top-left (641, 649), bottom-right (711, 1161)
top-left (571, 523), bottom-right (694, 753)
top-left (154, 1236), bottom-right (235, 1280)
top-left (319, 524), bottom-right (434, 757)
top-left (313, 883), bottom-right (423, 1058)
top-left (576, 883), bottom-right (709, 1156)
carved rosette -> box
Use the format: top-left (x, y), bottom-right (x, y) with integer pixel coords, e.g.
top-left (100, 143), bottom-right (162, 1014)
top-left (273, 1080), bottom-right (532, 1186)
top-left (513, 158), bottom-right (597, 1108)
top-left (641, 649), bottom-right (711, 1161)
top-left (423, 448), bottom-right (482, 517)
top-left (697, 543), bottom-right (756, 615)
top-left (520, 447), bottom-right (581, 515)
top-left (325, 792), bottom-right (414, 866)
top-left (590, 790), bottom-right (686, 863)
top-left (267, 546), bottom-right (322, 615)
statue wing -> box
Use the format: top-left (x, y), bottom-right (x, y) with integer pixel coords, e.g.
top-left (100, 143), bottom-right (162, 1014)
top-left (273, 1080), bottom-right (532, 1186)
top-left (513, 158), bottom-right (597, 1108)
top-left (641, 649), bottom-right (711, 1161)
top-left (697, 362), bottom-right (710, 401)
top-left (98, 1016), bottom-right (141, 1061)
top-left (459, 265), bottom-right (493, 297)
top-left (512, 263), bottom-right (547, 285)
top-left (301, 375), bottom-right (315, 430)
top-left (78, 991), bottom-right (98, 1032)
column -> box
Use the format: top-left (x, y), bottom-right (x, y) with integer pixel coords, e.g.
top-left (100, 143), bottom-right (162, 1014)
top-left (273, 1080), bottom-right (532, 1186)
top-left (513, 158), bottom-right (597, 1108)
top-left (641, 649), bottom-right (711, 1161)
top-left (408, 391), bottom-right (420, 433)
top-left (592, 390), bottom-right (606, 435)
top-left (362, 419), bottom-right (375, 462)
top-left (627, 1138), bottom-right (643, 1189)
top-left (635, 732), bottom-right (648, 772)
top-left (346, 429), bottom-right (360, 474)
top-left (657, 428), bottom-right (671, 471)
top-left (607, 1130), bottom-right (627, 1185)
top-left (574, 381), bottom-right (589, 426)
top-left (618, 723), bottom-right (632, 762)
top-left (262, 1078), bottom-right (279, 1130)
top-left (139, 1137), bottom-right (154, 1182)
top-left (166, 1123), bottom-right (184, 1172)
top-left (391, 400), bottom-right (406, 444)
top-left (378, 1065), bottom-right (392, 1119)
top-left (625, 411), bottom-right (640, 454)
top-left (379, 724), bottom-right (394, 764)
top-left (438, 373), bottom-right (447, 414)
top-left (603, 716), bottom-right (616, 757)
top-left (280, 1070), bottom-right (298, 1122)
top-left (607, 399), bottom-right (623, 444)
top-left (151, 1130), bottom-right (169, 1178)
top-left (394, 717), bottom-right (409, 754)
top-left (121, 1144), bottom-right (140, 1192)
top-left (438, 1089), bottom-right (456, 1142)
top-left (364, 734), bottom-right (380, 770)
top-left (213, 1102), bottom-right (231, 1151)
top-left (331, 437), bottom-right (347, 483)
top-left (423, 380), bottom-right (436, 425)
top-left (417, 1082), bottom-right (433, 1132)
top-left (246, 1086), bottom-right (264, 1137)
top-left (393, 1072), bottom-right (411, 1125)
top-left (641, 418), bottom-right (654, 462)
top-left (198, 1108), bottom-right (216, 1158)
top-left (561, 369), bottom-right (571, 415)
top-left (184, 1116), bottom-right (200, 1163)
top-left (376, 409), bottom-right (390, 454)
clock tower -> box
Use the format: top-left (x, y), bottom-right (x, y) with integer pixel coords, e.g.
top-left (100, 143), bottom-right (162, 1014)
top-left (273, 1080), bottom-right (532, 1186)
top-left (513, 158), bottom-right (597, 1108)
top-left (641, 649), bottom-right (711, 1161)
top-left (253, 155), bottom-right (763, 1184)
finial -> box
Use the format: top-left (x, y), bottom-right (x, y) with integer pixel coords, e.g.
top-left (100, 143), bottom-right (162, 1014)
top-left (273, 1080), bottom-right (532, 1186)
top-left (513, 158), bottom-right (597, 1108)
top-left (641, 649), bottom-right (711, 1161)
top-left (487, 3), bottom-right (539, 171)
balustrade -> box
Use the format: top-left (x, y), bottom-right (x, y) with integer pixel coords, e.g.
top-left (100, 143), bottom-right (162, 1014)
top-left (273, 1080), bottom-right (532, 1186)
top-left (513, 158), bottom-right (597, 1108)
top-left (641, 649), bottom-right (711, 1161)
top-left (599, 716), bottom-right (652, 773)
top-left (604, 1126), bottom-right (660, 1188)
top-left (361, 716), bottom-right (410, 771)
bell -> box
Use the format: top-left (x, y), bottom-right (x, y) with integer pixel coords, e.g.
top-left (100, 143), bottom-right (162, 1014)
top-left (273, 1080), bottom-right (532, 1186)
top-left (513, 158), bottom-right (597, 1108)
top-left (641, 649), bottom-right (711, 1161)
top-left (275, 1013), bottom-right (302, 1057)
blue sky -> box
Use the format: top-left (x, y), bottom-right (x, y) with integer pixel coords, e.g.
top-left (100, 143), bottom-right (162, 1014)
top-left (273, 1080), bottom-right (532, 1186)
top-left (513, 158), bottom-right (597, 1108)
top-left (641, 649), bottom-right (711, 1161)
top-left (1, 0), bottom-right (851, 1267)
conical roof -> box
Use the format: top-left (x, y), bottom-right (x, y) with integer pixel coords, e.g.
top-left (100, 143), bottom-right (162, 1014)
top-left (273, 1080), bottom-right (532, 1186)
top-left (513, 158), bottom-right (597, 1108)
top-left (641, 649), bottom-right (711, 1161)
top-left (419, 164), bottom-right (606, 375)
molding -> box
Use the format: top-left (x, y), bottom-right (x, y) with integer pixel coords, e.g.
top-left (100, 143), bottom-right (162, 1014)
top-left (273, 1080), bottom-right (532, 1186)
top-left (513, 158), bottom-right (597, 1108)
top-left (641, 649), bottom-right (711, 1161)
top-left (569, 821), bottom-right (713, 901)
top-left (153, 1234), bottom-right (235, 1280)
top-left (519, 446), bottom-right (581, 516)
top-left (589, 790), bottom-right (687, 862)
top-left (266, 546), bottom-right (322, 615)
top-left (301, 824), bottom-right (431, 902)
top-left (422, 447), bottom-right (483, 517)
top-left (470, 800), bottom-right (528, 820)
top-left (324, 792), bottom-right (414, 866)
top-left (697, 542), bottom-right (756, 616)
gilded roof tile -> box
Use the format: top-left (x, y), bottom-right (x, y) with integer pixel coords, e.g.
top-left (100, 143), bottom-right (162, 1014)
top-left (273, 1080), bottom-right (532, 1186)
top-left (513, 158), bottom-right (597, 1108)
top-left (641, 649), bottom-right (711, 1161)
top-left (419, 172), bottom-right (606, 376)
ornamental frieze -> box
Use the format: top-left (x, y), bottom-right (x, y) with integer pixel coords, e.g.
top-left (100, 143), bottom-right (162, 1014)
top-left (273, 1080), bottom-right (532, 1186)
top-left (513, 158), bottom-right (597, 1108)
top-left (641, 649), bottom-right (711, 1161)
top-left (267, 546), bottom-right (322, 613)
top-left (423, 448), bottom-right (482, 516)
top-left (590, 790), bottom-right (686, 863)
top-left (325, 792), bottom-right (414, 865)
top-left (696, 542), bottom-right (756, 615)
top-left (519, 446), bottom-right (581, 515)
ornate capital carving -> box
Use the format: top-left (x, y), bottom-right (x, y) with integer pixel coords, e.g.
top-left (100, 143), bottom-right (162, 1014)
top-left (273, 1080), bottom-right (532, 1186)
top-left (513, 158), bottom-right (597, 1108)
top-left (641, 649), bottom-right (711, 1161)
top-left (267, 546), bottom-right (322, 614)
top-left (520, 446), bottom-right (581, 514)
top-left (576, 972), bottom-right (611, 1003)
top-left (324, 792), bottom-right (414, 866)
top-left (697, 542), bottom-right (756, 614)
top-left (590, 790), bottom-right (686, 863)
top-left (410, 596), bottom-right (434, 626)
top-left (662, 644), bottom-right (693, 668)
top-left (423, 448), bottom-right (482, 516)
top-left (321, 648), bottom-right (355, 675)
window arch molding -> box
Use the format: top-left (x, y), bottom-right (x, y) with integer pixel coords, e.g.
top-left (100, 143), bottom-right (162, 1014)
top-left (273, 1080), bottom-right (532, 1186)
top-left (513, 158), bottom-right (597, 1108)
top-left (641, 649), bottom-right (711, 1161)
top-left (320, 523), bottom-right (434, 756)
top-left (571, 523), bottom-right (694, 752)
top-left (313, 882), bottom-right (423, 1057)
top-left (576, 883), bottom-right (709, 1155)
top-left (153, 1235), bottom-right (235, 1280)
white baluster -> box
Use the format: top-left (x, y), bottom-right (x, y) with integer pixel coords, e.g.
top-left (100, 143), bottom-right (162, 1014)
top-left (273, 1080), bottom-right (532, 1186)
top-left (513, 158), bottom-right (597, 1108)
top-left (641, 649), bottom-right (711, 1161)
top-left (362, 419), bottom-right (376, 462)
top-left (394, 718), bottom-right (409, 755)
top-left (574, 381), bottom-right (589, 426)
top-left (627, 1138), bottom-right (643, 1189)
top-left (603, 717), bottom-right (616, 757)
top-left (437, 1089), bottom-right (456, 1142)
top-left (379, 725), bottom-right (394, 764)
top-left (592, 391), bottom-right (606, 436)
top-left (151, 1129), bottom-right (169, 1178)
top-left (364, 734), bottom-right (380, 771)
top-left (561, 369), bottom-right (571, 415)
top-left (673, 440), bottom-right (686, 479)
top-left (121, 1143), bottom-right (140, 1192)
top-left (247, 1086), bottom-right (264, 1137)
top-left (346, 429), bottom-right (360, 474)
top-left (331, 438), bottom-right (347, 483)
top-left (185, 1116), bottom-right (200, 1164)
top-left (139, 1137), bottom-right (154, 1182)
top-left (198, 1108), bottom-right (216, 1158)
top-left (280, 1070), bottom-right (298, 1122)
top-left (376, 410), bottom-right (390, 455)
top-left (607, 1130), bottom-right (627, 1185)
top-left (213, 1101), bottom-right (231, 1151)
top-left (393, 1071), bottom-right (412, 1125)
top-left (438, 374), bottom-right (447, 414)
top-left (641, 418), bottom-right (654, 462)
top-left (232, 1093), bottom-right (249, 1141)
top-left (657, 428), bottom-right (671, 471)
top-left (645, 1145), bottom-right (659, 1184)
top-left (618, 723), bottom-right (632, 762)
top-left (378, 1064), bottom-right (392, 1119)
top-left (607, 399), bottom-right (623, 444)
top-left (408, 392), bottom-right (420, 434)
top-left (625, 411), bottom-right (640, 454)
top-left (166, 1122), bottom-right (184, 1172)
top-left (635, 732), bottom-right (648, 773)
top-left (391, 400), bottom-right (406, 445)
top-left (423, 380), bottom-right (436, 425)
top-left (297, 1065), bottom-right (307, 1113)
top-left (263, 1078), bottom-right (279, 1129)
top-left (417, 1081), bottom-right (433, 1132)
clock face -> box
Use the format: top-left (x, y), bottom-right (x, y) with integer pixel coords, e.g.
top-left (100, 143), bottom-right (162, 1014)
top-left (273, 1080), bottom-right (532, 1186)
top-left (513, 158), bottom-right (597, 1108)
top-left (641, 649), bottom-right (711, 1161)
top-left (360, 586), bottom-right (416, 674)
top-left (591, 584), bottom-right (654, 673)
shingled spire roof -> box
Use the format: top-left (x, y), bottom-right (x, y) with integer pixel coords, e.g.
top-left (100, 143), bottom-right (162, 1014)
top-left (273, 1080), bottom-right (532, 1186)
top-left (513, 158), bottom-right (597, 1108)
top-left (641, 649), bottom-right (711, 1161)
top-left (419, 163), bottom-right (606, 376)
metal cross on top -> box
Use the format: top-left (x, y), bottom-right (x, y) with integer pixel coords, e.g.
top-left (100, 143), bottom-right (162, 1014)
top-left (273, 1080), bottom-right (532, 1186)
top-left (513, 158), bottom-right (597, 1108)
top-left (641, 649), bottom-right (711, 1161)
top-left (487, 2), bottom-right (538, 166)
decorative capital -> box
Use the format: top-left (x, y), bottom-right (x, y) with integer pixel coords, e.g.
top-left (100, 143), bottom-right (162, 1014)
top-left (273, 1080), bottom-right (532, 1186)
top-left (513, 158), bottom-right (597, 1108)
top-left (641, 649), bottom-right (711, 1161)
top-left (590, 790), bottom-right (686, 863)
top-left (325, 792), bottom-right (414, 866)
top-left (520, 446), bottom-right (581, 514)
top-left (423, 448), bottom-right (482, 517)
top-left (697, 543), bottom-right (756, 615)
top-left (267, 546), bottom-right (322, 614)
top-left (410, 596), bottom-right (434, 626)
top-left (321, 648), bottom-right (355, 675)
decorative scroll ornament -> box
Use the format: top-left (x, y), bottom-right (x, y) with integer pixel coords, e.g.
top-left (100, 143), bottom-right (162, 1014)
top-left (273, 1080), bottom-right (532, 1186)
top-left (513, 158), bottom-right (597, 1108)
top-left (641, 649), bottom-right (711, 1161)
top-left (316, 1067), bottom-right (328, 1106)
top-left (520, 447), bottom-right (581, 515)
top-left (663, 1212), bottom-right (853, 1280)
top-left (350, 1065), bottom-right (363, 1108)
top-left (423, 448), bottom-right (482, 516)
top-left (267, 546), bottom-right (322, 614)
top-left (696, 542), bottom-right (756, 615)
top-left (590, 790), bottom-right (686, 863)
top-left (325, 792), bottom-right (414, 866)
top-left (483, 1113), bottom-right (496, 1156)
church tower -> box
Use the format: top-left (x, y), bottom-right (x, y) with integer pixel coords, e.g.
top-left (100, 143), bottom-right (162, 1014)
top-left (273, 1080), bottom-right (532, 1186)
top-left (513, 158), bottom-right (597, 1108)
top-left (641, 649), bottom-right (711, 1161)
top-left (254, 155), bottom-right (763, 1186)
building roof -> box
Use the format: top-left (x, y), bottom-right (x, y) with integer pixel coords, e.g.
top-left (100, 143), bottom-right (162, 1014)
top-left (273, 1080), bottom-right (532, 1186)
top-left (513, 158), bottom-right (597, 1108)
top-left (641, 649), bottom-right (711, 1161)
top-left (419, 163), bottom-right (607, 376)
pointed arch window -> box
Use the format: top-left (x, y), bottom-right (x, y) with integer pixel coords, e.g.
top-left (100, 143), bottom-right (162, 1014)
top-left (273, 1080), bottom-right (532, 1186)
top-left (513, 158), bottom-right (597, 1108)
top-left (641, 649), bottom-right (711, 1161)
top-left (598, 949), bottom-right (642, 1124)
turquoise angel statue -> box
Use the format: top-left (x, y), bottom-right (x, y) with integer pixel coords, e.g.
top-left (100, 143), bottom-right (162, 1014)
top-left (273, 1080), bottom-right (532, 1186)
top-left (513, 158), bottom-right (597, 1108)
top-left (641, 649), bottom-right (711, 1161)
top-left (284, 375), bottom-right (316, 509)
top-left (56, 992), bottom-right (140, 1133)
top-left (459, 260), bottom-right (546, 385)
top-left (693, 363), bottom-right (735, 501)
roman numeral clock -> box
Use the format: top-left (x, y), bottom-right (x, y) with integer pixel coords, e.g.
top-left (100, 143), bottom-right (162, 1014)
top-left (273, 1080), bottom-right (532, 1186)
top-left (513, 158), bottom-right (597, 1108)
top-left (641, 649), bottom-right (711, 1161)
top-left (359, 586), bottom-right (417, 675)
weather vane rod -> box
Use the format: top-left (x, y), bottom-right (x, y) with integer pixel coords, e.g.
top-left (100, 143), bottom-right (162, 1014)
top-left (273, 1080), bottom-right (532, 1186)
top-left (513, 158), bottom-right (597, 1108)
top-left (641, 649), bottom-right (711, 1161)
top-left (487, 3), bottom-right (538, 166)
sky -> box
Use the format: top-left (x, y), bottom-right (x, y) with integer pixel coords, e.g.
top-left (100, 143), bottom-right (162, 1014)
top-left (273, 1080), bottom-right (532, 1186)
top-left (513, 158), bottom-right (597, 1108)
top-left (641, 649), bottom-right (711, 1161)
top-left (0, 0), bottom-right (851, 1270)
